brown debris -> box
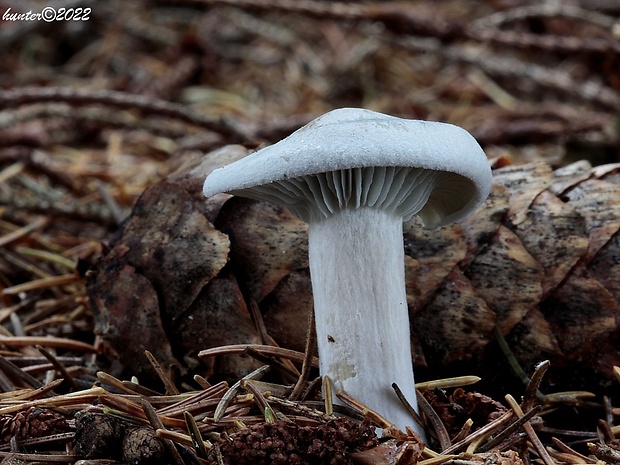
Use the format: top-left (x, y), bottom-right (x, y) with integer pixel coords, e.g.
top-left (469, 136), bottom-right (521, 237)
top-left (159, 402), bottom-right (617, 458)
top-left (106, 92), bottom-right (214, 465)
top-left (588, 442), bottom-right (620, 463)
top-left (477, 451), bottom-right (525, 465)
top-left (423, 388), bottom-right (506, 440)
top-left (216, 417), bottom-right (380, 465)
top-left (348, 438), bottom-right (424, 465)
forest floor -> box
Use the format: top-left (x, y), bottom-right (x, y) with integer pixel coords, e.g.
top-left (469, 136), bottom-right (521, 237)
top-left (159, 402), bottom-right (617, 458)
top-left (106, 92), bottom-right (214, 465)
top-left (0, 0), bottom-right (619, 463)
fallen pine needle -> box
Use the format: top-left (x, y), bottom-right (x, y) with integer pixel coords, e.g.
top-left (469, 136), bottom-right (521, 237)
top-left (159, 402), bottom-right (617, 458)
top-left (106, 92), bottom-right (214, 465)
top-left (2, 274), bottom-right (79, 295)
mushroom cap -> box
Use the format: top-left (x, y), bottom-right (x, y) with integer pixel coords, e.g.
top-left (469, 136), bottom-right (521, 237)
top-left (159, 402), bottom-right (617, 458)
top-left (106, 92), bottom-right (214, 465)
top-left (203, 108), bottom-right (492, 228)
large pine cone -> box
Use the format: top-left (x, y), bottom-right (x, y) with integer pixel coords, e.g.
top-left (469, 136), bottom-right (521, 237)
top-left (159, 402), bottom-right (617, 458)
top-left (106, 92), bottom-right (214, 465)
top-left (86, 146), bottom-right (620, 393)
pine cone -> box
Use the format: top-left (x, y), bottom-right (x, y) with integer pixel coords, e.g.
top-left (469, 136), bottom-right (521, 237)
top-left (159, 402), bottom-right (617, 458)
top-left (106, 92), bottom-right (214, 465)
top-left (122, 426), bottom-right (167, 465)
top-left (0, 407), bottom-right (71, 443)
top-left (87, 148), bottom-right (620, 392)
top-left (73, 411), bottom-right (124, 460)
top-left (73, 411), bottom-right (168, 464)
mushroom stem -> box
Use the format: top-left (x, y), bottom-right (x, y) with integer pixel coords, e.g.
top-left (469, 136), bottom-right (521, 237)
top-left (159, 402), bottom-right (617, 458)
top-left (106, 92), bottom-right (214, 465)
top-left (308, 206), bottom-right (420, 434)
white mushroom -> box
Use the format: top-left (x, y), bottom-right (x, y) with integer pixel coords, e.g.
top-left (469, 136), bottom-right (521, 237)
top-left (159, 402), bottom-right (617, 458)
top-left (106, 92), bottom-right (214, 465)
top-left (203, 108), bottom-right (492, 435)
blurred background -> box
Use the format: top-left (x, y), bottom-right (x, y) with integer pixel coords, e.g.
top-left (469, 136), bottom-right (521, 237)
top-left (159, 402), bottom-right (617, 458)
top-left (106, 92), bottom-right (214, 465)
top-left (2, 0), bottom-right (618, 170)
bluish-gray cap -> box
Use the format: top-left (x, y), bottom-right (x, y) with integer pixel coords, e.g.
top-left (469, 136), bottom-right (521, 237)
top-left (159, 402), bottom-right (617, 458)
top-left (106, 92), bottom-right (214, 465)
top-left (203, 108), bottom-right (492, 228)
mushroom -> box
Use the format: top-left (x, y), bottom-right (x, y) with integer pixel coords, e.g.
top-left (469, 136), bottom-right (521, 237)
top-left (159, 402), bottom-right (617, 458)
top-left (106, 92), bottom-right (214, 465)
top-left (203, 108), bottom-right (492, 435)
